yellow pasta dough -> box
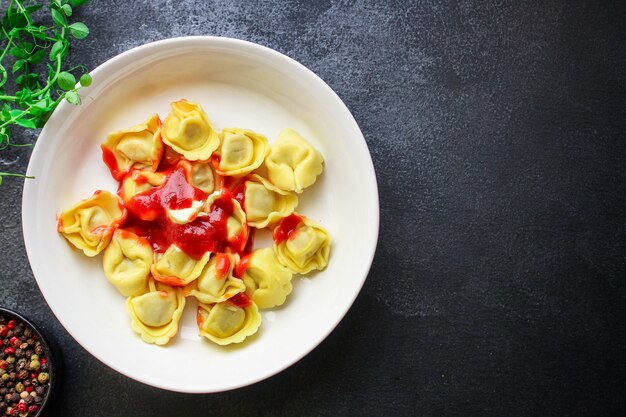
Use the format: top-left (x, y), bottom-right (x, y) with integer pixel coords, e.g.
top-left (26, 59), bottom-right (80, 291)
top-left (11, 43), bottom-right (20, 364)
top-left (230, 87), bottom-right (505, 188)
top-left (243, 174), bottom-right (298, 228)
top-left (265, 128), bottom-right (323, 193)
top-left (184, 253), bottom-right (245, 304)
top-left (162, 99), bottom-right (220, 161)
top-left (217, 128), bottom-right (268, 177)
top-left (241, 248), bottom-right (293, 309)
top-left (151, 244), bottom-right (211, 287)
top-left (102, 229), bottom-right (152, 297)
top-left (101, 114), bottom-right (163, 180)
top-left (57, 190), bottom-right (127, 257)
top-left (127, 279), bottom-right (185, 345)
top-left (274, 215), bottom-right (330, 274)
top-left (196, 297), bottom-right (261, 345)
top-left (119, 170), bottom-right (165, 204)
top-left (189, 161), bottom-right (216, 194)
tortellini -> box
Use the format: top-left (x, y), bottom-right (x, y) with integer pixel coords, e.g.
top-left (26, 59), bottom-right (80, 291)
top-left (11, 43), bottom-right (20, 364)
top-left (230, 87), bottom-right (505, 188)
top-left (127, 279), bottom-right (185, 345)
top-left (243, 174), bottom-right (298, 228)
top-left (60, 100), bottom-right (332, 349)
top-left (189, 161), bottom-right (216, 194)
top-left (57, 190), bottom-right (127, 257)
top-left (265, 128), bottom-right (324, 193)
top-left (101, 114), bottom-right (164, 180)
top-left (205, 189), bottom-right (248, 248)
top-left (240, 248), bottom-right (293, 309)
top-left (196, 296), bottom-right (261, 345)
top-left (151, 244), bottom-right (212, 287)
top-left (184, 253), bottom-right (245, 304)
top-left (274, 214), bottom-right (330, 274)
top-left (162, 100), bottom-right (220, 161)
top-left (217, 128), bottom-right (268, 177)
top-left (102, 229), bottom-right (151, 297)
top-left (119, 170), bottom-right (165, 204)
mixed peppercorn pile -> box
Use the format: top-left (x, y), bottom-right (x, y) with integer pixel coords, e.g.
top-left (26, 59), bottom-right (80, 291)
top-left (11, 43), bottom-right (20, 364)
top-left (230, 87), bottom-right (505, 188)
top-left (0, 314), bottom-right (50, 416)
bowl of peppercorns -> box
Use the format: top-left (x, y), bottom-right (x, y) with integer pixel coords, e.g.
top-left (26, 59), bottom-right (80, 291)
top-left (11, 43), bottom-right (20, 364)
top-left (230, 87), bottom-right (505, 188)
top-left (0, 308), bottom-right (58, 417)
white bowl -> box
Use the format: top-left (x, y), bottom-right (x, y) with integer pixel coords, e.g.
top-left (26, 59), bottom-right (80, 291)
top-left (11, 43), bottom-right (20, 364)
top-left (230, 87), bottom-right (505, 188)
top-left (22, 36), bottom-right (379, 393)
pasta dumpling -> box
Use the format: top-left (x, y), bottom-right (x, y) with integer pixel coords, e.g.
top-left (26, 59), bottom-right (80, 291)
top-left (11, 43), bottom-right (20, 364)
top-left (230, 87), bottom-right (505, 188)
top-left (205, 189), bottom-right (249, 252)
top-left (196, 295), bottom-right (261, 345)
top-left (265, 128), bottom-right (323, 193)
top-left (101, 114), bottom-right (163, 180)
top-left (119, 170), bottom-right (165, 204)
top-left (184, 253), bottom-right (245, 304)
top-left (190, 161), bottom-right (216, 194)
top-left (162, 100), bottom-right (220, 161)
top-left (217, 128), bottom-right (268, 177)
top-left (240, 248), bottom-right (293, 309)
top-left (57, 190), bottom-right (127, 257)
top-left (273, 214), bottom-right (330, 274)
top-left (151, 244), bottom-right (211, 287)
top-left (127, 278), bottom-right (185, 345)
top-left (243, 174), bottom-right (298, 228)
top-left (102, 229), bottom-right (152, 297)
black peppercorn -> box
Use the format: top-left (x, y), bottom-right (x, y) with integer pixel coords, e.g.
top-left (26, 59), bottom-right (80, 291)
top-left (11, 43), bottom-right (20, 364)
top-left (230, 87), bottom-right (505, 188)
top-left (33, 345), bottom-right (43, 356)
top-left (0, 388), bottom-right (6, 396)
top-left (14, 350), bottom-right (23, 360)
top-left (34, 395), bottom-right (42, 404)
top-left (25, 339), bottom-right (34, 347)
top-left (10, 393), bottom-right (18, 403)
top-left (23, 329), bottom-right (31, 339)
top-left (40, 362), bottom-right (49, 372)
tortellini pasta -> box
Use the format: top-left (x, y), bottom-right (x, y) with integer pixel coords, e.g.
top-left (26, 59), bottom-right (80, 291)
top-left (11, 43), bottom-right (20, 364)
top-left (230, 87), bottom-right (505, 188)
top-left (101, 114), bottom-right (164, 180)
top-left (102, 229), bottom-right (151, 297)
top-left (190, 161), bottom-right (216, 194)
top-left (57, 190), bottom-right (127, 257)
top-left (196, 297), bottom-right (261, 345)
top-left (217, 128), bottom-right (268, 177)
top-left (205, 189), bottom-right (248, 247)
top-left (274, 214), bottom-right (331, 274)
top-left (127, 279), bottom-right (185, 345)
top-left (119, 170), bottom-right (165, 204)
top-left (265, 128), bottom-right (324, 193)
top-left (243, 174), bottom-right (298, 228)
top-left (184, 253), bottom-right (245, 304)
top-left (151, 244), bottom-right (211, 287)
top-left (240, 248), bottom-right (293, 309)
top-left (59, 99), bottom-right (332, 349)
top-left (162, 100), bottom-right (220, 161)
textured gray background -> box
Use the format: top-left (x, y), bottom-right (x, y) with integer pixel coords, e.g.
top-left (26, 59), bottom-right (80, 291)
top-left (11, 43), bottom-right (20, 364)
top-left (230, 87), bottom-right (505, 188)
top-left (1, 0), bottom-right (625, 416)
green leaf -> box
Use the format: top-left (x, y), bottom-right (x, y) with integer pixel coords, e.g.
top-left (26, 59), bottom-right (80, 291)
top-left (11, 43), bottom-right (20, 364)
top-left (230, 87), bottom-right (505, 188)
top-left (49, 41), bottom-right (65, 60)
top-left (12, 60), bottom-right (26, 74)
top-left (65, 90), bottom-right (80, 105)
top-left (70, 0), bottom-right (90, 6)
top-left (29, 50), bottom-right (45, 65)
top-left (68, 22), bottom-right (89, 39)
top-left (57, 71), bottom-right (76, 90)
top-left (51, 8), bottom-right (67, 27)
top-left (9, 46), bottom-right (29, 59)
top-left (25, 5), bottom-right (44, 14)
top-left (79, 73), bottom-right (92, 87)
top-left (61, 4), bottom-right (73, 16)
top-left (16, 118), bottom-right (37, 129)
top-left (8, 12), bottom-right (28, 29)
top-left (0, 64), bottom-right (7, 88)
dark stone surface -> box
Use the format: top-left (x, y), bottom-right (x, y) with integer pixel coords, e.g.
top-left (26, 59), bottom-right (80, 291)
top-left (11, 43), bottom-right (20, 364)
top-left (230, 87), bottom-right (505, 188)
top-left (1, 0), bottom-right (624, 416)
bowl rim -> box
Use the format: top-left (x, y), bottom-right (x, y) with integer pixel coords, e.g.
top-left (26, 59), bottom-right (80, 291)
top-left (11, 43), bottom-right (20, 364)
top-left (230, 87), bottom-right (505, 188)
top-left (0, 306), bottom-right (59, 415)
top-left (22, 35), bottom-right (380, 393)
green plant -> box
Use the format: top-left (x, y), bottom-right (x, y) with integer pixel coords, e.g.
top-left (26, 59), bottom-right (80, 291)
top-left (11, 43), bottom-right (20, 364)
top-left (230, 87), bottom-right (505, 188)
top-left (0, 0), bottom-right (91, 185)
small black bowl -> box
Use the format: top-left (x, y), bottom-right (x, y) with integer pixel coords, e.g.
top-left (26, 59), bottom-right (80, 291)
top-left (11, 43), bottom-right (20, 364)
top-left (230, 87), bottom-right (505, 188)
top-left (0, 307), bottom-right (61, 416)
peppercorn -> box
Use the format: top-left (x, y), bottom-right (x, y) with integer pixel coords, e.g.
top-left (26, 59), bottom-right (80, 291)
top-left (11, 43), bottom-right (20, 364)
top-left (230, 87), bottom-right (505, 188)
top-left (25, 339), bottom-right (33, 348)
top-left (34, 387), bottom-right (43, 396)
top-left (28, 404), bottom-right (38, 413)
top-left (10, 393), bottom-right (18, 403)
top-left (24, 395), bottom-right (32, 405)
top-left (33, 345), bottom-right (43, 356)
top-left (40, 362), bottom-right (49, 372)
top-left (0, 361), bottom-right (6, 370)
top-left (5, 381), bottom-right (12, 388)
top-left (17, 344), bottom-right (26, 352)
top-left (4, 357), bottom-right (13, 365)
top-left (29, 355), bottom-right (38, 362)
top-left (16, 401), bottom-right (26, 413)
top-left (0, 326), bottom-right (6, 337)
top-left (4, 393), bottom-right (11, 402)
top-left (2, 348), bottom-right (13, 357)
top-left (36, 373), bottom-right (48, 384)
top-left (13, 351), bottom-right (23, 361)
top-left (15, 371), bottom-right (26, 382)
top-left (28, 361), bottom-right (39, 371)
top-left (13, 384), bottom-right (22, 394)
top-left (19, 392), bottom-right (27, 400)
top-left (0, 375), bottom-right (7, 382)
top-left (0, 388), bottom-right (5, 396)
top-left (33, 395), bottom-right (42, 404)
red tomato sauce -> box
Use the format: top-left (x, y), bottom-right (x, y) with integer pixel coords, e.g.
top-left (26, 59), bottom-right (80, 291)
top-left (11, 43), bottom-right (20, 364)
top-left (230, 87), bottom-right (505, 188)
top-left (273, 213), bottom-right (303, 245)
